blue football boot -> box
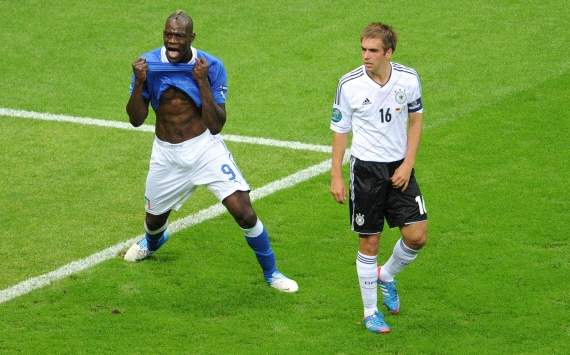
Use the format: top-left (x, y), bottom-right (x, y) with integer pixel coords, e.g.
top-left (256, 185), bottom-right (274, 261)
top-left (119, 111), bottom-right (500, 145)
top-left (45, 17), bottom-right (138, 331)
top-left (362, 311), bottom-right (390, 334)
top-left (379, 279), bottom-right (400, 315)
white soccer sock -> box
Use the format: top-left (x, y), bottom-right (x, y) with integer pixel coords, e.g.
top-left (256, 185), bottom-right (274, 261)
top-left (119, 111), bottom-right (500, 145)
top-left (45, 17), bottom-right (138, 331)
top-left (356, 252), bottom-right (378, 318)
top-left (241, 219), bottom-right (264, 238)
top-left (380, 238), bottom-right (419, 282)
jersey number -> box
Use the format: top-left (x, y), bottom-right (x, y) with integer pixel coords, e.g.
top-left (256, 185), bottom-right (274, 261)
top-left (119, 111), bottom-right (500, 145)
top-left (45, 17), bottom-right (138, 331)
top-left (221, 164), bottom-right (236, 181)
top-left (415, 195), bottom-right (427, 215)
top-left (379, 108), bottom-right (392, 123)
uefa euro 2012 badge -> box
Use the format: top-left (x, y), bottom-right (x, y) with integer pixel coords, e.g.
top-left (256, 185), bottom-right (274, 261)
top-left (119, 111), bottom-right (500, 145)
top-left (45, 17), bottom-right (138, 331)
top-left (331, 108), bottom-right (342, 123)
top-left (395, 88), bottom-right (407, 104)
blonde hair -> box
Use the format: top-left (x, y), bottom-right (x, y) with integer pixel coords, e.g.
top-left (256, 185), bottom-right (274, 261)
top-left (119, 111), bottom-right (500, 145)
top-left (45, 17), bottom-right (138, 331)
top-left (361, 22), bottom-right (397, 52)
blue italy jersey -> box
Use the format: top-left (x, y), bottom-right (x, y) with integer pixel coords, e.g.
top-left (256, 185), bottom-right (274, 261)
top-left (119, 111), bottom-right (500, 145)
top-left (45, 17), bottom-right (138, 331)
top-left (129, 46), bottom-right (228, 111)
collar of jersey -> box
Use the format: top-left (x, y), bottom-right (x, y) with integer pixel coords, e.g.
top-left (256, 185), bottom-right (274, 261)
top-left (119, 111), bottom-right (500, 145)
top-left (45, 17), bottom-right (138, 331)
top-left (364, 62), bottom-right (395, 88)
top-left (160, 46), bottom-right (198, 64)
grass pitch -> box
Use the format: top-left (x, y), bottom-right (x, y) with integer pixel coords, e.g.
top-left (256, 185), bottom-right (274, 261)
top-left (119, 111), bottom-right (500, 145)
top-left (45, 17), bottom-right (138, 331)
top-left (1, 0), bottom-right (569, 353)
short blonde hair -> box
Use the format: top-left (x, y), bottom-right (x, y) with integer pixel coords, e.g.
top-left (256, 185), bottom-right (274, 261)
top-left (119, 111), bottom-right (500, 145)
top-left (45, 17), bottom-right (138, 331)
top-left (361, 22), bottom-right (397, 52)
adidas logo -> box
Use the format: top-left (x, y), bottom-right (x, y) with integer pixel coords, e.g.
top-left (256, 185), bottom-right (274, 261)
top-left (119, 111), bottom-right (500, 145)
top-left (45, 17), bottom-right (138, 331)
top-left (362, 98), bottom-right (371, 105)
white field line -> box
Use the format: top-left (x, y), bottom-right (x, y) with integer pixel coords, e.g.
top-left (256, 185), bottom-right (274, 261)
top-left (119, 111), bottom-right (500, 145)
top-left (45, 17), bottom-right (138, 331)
top-left (0, 108), bottom-right (331, 153)
top-left (0, 107), bottom-right (348, 305)
top-left (0, 159), bottom-right (336, 305)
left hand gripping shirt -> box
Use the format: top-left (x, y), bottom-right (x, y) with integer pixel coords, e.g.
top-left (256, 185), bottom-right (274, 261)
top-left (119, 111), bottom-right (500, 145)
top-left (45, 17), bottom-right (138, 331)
top-left (129, 46), bottom-right (228, 111)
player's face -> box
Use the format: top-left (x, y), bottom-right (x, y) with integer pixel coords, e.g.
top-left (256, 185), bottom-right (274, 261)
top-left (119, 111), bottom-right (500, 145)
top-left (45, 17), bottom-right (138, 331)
top-left (163, 19), bottom-right (195, 63)
top-left (361, 37), bottom-right (391, 73)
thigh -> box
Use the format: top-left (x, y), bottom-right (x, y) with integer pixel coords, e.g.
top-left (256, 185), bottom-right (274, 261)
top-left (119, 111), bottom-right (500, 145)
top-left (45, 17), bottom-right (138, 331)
top-left (349, 157), bottom-right (390, 234)
top-left (385, 173), bottom-right (428, 228)
top-left (145, 144), bottom-right (195, 215)
top-left (194, 141), bottom-right (251, 201)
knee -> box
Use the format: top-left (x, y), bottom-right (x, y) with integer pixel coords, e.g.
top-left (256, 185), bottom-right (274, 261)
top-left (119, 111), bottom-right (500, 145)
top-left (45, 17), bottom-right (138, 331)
top-left (405, 230), bottom-right (427, 250)
top-left (359, 234), bottom-right (379, 255)
top-left (233, 207), bottom-right (257, 229)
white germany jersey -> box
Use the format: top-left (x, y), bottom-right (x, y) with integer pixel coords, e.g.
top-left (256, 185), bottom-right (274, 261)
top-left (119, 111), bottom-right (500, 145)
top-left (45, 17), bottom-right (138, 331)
top-left (330, 62), bottom-right (423, 162)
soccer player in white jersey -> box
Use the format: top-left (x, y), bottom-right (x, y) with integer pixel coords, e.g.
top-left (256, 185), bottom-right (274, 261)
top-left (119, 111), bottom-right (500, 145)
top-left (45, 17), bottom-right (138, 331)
top-left (329, 23), bottom-right (428, 333)
top-left (123, 10), bottom-right (298, 293)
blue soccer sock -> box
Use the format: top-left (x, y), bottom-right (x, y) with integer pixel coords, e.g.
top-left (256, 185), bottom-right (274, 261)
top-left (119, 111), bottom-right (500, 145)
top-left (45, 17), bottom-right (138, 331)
top-left (145, 222), bottom-right (167, 251)
top-left (243, 219), bottom-right (277, 280)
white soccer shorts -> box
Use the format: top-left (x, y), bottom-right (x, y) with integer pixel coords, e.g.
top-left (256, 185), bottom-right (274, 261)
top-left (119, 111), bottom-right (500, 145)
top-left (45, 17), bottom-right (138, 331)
top-left (144, 130), bottom-right (250, 215)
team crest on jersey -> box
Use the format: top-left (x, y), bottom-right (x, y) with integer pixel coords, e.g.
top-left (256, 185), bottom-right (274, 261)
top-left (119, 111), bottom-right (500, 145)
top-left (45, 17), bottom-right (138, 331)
top-left (355, 213), bottom-right (365, 226)
top-left (395, 89), bottom-right (407, 104)
top-left (331, 108), bottom-right (342, 123)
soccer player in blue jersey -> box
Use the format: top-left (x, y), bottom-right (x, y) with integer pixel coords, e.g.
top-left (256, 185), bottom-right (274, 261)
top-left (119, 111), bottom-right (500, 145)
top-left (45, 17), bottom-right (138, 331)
top-left (124, 10), bottom-right (298, 293)
top-left (330, 23), bottom-right (428, 333)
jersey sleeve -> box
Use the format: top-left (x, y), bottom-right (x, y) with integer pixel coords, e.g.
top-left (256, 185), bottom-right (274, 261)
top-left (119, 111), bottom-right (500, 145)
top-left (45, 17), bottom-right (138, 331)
top-left (407, 74), bottom-right (423, 113)
top-left (330, 82), bottom-right (353, 133)
top-left (209, 62), bottom-right (228, 104)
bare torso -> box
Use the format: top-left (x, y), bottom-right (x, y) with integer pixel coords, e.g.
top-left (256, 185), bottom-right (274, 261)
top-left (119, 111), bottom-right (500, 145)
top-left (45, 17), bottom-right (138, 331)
top-left (155, 87), bottom-right (206, 144)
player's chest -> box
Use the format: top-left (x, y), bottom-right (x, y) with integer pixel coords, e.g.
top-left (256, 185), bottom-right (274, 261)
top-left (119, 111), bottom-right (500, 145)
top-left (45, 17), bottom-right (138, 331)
top-left (350, 85), bottom-right (409, 123)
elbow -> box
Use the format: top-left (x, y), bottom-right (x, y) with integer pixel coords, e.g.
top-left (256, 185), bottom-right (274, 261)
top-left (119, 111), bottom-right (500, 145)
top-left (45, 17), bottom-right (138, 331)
top-left (127, 113), bottom-right (143, 127)
top-left (130, 120), bottom-right (143, 128)
top-left (126, 108), bottom-right (146, 127)
top-left (209, 123), bottom-right (223, 135)
top-left (208, 118), bottom-right (226, 135)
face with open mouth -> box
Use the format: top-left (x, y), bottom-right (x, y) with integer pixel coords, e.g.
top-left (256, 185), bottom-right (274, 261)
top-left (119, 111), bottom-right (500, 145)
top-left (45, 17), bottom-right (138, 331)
top-left (163, 18), bottom-right (195, 63)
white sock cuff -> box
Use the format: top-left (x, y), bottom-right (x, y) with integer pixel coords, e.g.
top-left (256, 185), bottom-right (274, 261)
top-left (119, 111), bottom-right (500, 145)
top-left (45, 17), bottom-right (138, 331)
top-left (398, 238), bottom-right (419, 255)
top-left (242, 219), bottom-right (264, 238)
top-left (356, 252), bottom-right (377, 267)
top-left (144, 222), bottom-right (167, 235)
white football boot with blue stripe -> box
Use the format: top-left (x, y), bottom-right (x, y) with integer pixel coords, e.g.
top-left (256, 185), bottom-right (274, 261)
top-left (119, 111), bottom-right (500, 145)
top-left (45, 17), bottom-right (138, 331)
top-left (124, 231), bottom-right (169, 262)
top-left (266, 271), bottom-right (299, 293)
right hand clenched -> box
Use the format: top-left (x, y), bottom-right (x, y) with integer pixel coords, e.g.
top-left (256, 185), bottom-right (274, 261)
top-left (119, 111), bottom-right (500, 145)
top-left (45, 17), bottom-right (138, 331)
top-left (132, 58), bottom-right (148, 82)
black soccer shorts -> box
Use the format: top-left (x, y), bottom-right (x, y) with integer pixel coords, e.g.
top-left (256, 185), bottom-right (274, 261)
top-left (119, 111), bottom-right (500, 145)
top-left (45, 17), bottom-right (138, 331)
top-left (348, 156), bottom-right (428, 234)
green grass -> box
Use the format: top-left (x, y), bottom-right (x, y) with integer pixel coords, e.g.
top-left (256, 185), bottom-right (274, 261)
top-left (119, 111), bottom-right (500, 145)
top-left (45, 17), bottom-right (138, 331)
top-left (1, 0), bottom-right (569, 353)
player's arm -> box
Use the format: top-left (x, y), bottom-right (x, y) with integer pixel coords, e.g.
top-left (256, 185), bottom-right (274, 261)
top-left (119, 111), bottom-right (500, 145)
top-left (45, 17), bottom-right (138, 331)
top-left (193, 57), bottom-right (226, 135)
top-left (126, 58), bottom-right (150, 127)
top-left (392, 111), bottom-right (423, 191)
top-left (330, 132), bottom-right (349, 204)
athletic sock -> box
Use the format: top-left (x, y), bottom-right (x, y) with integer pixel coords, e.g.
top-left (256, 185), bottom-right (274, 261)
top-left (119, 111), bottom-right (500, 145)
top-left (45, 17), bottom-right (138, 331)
top-left (356, 252), bottom-right (378, 318)
top-left (144, 223), bottom-right (167, 251)
top-left (243, 219), bottom-right (277, 280)
top-left (380, 238), bottom-right (419, 282)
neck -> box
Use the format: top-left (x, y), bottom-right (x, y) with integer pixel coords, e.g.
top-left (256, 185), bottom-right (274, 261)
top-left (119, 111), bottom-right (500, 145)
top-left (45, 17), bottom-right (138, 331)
top-left (367, 62), bottom-right (391, 86)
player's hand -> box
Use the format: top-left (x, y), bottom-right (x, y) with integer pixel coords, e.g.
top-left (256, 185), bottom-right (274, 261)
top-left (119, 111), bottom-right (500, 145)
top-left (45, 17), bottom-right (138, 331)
top-left (132, 58), bottom-right (148, 82)
top-left (391, 163), bottom-right (413, 191)
top-left (193, 57), bottom-right (209, 84)
top-left (330, 176), bottom-right (347, 204)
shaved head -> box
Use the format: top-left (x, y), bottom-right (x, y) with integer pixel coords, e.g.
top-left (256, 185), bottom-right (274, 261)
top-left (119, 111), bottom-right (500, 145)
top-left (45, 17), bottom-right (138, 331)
top-left (166, 10), bottom-right (193, 34)
top-left (163, 10), bottom-right (195, 63)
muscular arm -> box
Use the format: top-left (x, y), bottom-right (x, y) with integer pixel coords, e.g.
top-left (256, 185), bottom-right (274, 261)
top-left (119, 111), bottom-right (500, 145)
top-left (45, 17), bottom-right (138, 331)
top-left (391, 111), bottom-right (423, 190)
top-left (126, 58), bottom-right (150, 127)
top-left (330, 132), bottom-right (349, 203)
top-left (194, 57), bottom-right (226, 134)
